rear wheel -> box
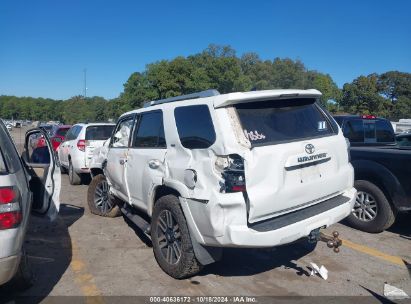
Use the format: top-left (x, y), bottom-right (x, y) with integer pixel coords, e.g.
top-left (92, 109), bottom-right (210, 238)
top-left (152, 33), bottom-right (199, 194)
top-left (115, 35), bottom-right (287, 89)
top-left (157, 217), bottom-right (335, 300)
top-left (68, 160), bottom-right (81, 185)
top-left (151, 195), bottom-right (202, 279)
top-left (346, 180), bottom-right (396, 233)
top-left (87, 174), bottom-right (121, 217)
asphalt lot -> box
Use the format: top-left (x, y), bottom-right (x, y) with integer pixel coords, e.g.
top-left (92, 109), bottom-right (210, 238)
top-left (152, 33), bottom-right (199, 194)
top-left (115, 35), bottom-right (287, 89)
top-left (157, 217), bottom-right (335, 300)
top-left (1, 126), bottom-right (410, 301)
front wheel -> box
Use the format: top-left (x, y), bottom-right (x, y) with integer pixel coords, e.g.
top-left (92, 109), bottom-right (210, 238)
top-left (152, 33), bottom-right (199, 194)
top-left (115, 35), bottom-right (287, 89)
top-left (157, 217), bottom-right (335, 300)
top-left (346, 180), bottom-right (396, 233)
top-left (151, 195), bottom-right (203, 279)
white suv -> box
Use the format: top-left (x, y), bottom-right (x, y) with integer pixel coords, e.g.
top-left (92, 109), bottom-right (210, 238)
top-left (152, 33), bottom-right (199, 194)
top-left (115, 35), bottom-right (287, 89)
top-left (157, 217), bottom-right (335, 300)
top-left (87, 89), bottom-right (356, 278)
top-left (58, 123), bottom-right (115, 185)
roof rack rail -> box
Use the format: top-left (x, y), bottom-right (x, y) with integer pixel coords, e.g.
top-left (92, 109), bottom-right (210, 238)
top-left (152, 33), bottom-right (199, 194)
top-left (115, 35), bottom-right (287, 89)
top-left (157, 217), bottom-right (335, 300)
top-left (144, 89), bottom-right (220, 108)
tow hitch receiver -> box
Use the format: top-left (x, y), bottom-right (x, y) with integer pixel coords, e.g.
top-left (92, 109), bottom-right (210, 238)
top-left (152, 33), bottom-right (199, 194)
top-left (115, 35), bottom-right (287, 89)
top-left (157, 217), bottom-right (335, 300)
top-left (309, 229), bottom-right (342, 253)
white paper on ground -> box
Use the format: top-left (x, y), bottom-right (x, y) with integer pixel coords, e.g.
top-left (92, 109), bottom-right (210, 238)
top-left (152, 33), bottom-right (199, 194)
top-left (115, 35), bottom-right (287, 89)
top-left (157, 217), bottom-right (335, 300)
top-left (384, 284), bottom-right (409, 299)
top-left (310, 262), bottom-right (328, 280)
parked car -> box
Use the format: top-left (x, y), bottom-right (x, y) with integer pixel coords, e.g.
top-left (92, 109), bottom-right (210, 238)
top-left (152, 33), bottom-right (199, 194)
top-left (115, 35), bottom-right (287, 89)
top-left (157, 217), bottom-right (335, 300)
top-left (36, 125), bottom-right (72, 151)
top-left (87, 89), bottom-right (356, 279)
top-left (0, 121), bottom-right (61, 289)
top-left (58, 123), bottom-right (115, 185)
top-left (334, 115), bottom-right (411, 232)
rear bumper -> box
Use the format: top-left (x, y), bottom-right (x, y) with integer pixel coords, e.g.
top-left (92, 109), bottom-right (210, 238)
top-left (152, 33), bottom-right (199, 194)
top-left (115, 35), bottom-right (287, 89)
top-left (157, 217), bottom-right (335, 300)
top-left (182, 187), bottom-right (356, 248)
top-left (0, 255), bottom-right (20, 286)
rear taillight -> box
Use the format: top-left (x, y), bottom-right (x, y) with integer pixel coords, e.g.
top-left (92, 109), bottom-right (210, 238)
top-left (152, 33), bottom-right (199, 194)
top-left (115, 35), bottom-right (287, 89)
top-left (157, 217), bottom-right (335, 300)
top-left (77, 139), bottom-right (86, 152)
top-left (0, 188), bottom-right (16, 204)
top-left (0, 187), bottom-right (22, 230)
top-left (215, 154), bottom-right (246, 193)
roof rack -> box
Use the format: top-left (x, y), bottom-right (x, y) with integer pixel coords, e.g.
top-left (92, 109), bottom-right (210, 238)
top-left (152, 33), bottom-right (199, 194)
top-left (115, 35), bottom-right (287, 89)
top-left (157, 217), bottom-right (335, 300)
top-left (144, 89), bottom-right (220, 108)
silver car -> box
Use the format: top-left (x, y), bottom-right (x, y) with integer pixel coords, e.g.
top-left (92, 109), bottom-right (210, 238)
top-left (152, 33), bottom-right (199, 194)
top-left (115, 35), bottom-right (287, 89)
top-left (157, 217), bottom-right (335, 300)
top-left (0, 121), bottom-right (60, 289)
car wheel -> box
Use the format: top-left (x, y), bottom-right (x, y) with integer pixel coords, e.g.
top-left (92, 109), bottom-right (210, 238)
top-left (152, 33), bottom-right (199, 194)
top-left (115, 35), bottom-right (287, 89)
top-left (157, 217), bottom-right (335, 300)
top-left (87, 174), bottom-right (121, 217)
top-left (68, 160), bottom-right (81, 185)
top-left (151, 195), bottom-right (203, 279)
top-left (346, 180), bottom-right (396, 233)
top-left (10, 247), bottom-right (35, 291)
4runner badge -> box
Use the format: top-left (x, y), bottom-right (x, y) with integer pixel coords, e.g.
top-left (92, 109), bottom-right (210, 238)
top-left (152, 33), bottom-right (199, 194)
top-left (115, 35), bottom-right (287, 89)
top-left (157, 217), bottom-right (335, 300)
top-left (305, 143), bottom-right (315, 154)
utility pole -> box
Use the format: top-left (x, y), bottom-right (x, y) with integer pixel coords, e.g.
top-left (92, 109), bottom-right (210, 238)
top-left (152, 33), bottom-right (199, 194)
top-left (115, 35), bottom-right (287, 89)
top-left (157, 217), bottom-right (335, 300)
top-left (83, 68), bottom-right (87, 99)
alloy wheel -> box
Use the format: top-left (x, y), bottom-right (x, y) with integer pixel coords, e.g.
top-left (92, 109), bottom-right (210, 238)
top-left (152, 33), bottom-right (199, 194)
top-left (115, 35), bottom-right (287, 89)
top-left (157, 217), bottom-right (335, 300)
top-left (353, 191), bottom-right (378, 221)
top-left (157, 210), bottom-right (182, 265)
top-left (94, 179), bottom-right (113, 214)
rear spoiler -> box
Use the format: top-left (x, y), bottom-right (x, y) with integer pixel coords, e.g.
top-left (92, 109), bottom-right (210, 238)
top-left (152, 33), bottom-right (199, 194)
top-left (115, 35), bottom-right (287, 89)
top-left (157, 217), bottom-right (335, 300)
top-left (213, 89), bottom-right (322, 108)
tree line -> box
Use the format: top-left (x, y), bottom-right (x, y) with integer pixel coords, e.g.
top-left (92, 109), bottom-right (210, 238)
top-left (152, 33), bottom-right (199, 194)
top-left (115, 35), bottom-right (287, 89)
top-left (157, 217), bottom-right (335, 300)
top-left (1, 44), bottom-right (410, 124)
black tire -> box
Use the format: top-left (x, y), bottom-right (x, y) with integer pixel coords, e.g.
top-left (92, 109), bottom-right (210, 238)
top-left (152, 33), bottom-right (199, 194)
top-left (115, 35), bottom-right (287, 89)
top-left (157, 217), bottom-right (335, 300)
top-left (87, 174), bottom-right (121, 217)
top-left (151, 195), bottom-right (203, 279)
top-left (346, 180), bottom-right (396, 233)
top-left (60, 165), bottom-right (68, 174)
top-left (68, 160), bottom-right (81, 185)
top-left (9, 248), bottom-right (35, 291)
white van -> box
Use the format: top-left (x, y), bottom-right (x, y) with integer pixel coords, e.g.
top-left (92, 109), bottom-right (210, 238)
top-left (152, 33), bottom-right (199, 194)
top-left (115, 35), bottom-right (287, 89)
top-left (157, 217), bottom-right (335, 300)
top-left (87, 89), bottom-right (356, 278)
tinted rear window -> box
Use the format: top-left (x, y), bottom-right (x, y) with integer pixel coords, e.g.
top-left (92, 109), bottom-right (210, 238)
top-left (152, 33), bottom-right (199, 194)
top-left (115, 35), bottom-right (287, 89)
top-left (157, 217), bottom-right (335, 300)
top-left (85, 125), bottom-right (115, 140)
top-left (343, 119), bottom-right (395, 143)
top-left (174, 105), bottom-right (216, 149)
top-left (235, 98), bottom-right (335, 146)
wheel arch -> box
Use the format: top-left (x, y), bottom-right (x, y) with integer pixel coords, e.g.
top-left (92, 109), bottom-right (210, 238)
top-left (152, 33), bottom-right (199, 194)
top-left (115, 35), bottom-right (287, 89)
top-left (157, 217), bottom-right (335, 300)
top-left (90, 167), bottom-right (104, 178)
top-left (149, 185), bottom-right (181, 217)
top-left (352, 160), bottom-right (403, 211)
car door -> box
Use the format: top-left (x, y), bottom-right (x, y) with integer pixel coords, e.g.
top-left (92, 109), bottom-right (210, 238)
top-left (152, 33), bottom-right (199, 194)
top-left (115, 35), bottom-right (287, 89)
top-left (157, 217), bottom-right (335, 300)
top-left (126, 110), bottom-right (167, 212)
top-left (23, 128), bottom-right (61, 220)
top-left (105, 116), bottom-right (135, 202)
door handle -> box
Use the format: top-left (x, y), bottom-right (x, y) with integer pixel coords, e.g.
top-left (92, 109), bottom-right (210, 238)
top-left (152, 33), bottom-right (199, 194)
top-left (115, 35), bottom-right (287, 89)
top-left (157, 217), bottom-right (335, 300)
top-left (148, 159), bottom-right (160, 169)
top-left (119, 159), bottom-right (127, 165)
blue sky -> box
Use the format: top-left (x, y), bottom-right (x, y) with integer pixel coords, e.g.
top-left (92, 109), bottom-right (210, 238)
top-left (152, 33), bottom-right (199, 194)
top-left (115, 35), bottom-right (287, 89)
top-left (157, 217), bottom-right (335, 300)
top-left (1, 0), bottom-right (410, 100)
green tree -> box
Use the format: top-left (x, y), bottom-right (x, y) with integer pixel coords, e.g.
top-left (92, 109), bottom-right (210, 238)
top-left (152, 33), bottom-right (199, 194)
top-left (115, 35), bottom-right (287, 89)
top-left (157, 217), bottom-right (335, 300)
top-left (340, 74), bottom-right (388, 115)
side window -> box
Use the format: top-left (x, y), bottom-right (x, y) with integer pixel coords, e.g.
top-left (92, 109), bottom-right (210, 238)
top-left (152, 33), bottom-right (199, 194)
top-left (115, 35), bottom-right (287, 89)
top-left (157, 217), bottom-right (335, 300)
top-left (133, 111), bottom-right (166, 148)
top-left (27, 132), bottom-right (50, 164)
top-left (343, 119), bottom-right (364, 143)
top-left (74, 126), bottom-right (82, 139)
top-left (111, 117), bottom-right (134, 148)
top-left (0, 124), bottom-right (22, 173)
top-left (64, 127), bottom-right (75, 141)
top-left (66, 126), bottom-right (80, 141)
top-left (174, 105), bottom-right (216, 149)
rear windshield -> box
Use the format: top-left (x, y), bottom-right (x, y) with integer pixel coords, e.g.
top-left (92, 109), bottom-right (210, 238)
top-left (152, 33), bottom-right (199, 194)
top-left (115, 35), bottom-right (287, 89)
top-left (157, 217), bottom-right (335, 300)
top-left (235, 98), bottom-right (336, 146)
top-left (85, 125), bottom-right (115, 141)
top-left (343, 119), bottom-right (395, 143)
top-left (56, 127), bottom-right (70, 137)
